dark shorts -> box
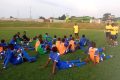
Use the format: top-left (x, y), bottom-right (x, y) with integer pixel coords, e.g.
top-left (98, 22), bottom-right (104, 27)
top-left (111, 35), bottom-right (116, 40)
top-left (116, 33), bottom-right (118, 39)
top-left (74, 33), bottom-right (78, 36)
top-left (106, 32), bottom-right (110, 38)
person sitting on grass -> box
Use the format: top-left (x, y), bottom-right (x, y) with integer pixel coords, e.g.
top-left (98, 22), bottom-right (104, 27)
top-left (0, 45), bottom-right (6, 60)
top-left (3, 44), bottom-right (23, 69)
top-left (44, 33), bottom-right (52, 42)
top-left (35, 38), bottom-right (41, 51)
top-left (52, 35), bottom-right (57, 44)
top-left (44, 46), bottom-right (86, 74)
top-left (10, 36), bottom-right (17, 45)
top-left (68, 37), bottom-right (76, 52)
top-left (0, 39), bottom-right (7, 47)
top-left (3, 44), bottom-right (36, 69)
top-left (37, 38), bottom-right (50, 54)
top-left (56, 37), bottom-right (61, 52)
top-left (59, 38), bottom-right (67, 55)
top-left (22, 31), bottom-right (30, 42)
top-left (88, 42), bottom-right (113, 64)
top-left (79, 34), bottom-right (89, 50)
top-left (68, 34), bottom-right (72, 41)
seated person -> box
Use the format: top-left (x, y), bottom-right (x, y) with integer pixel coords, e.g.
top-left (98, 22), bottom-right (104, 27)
top-left (22, 31), bottom-right (30, 42)
top-left (88, 42), bottom-right (113, 64)
top-left (3, 44), bottom-right (23, 69)
top-left (79, 35), bottom-right (89, 50)
top-left (56, 38), bottom-right (61, 52)
top-left (44, 33), bottom-right (52, 42)
top-left (0, 39), bottom-right (7, 47)
top-left (0, 45), bottom-right (6, 59)
top-left (80, 35), bottom-right (88, 46)
top-left (68, 37), bottom-right (76, 52)
top-left (68, 34), bottom-right (72, 41)
top-left (44, 46), bottom-right (86, 74)
top-left (52, 35), bottom-right (57, 44)
top-left (10, 36), bottom-right (17, 45)
top-left (59, 38), bottom-right (67, 55)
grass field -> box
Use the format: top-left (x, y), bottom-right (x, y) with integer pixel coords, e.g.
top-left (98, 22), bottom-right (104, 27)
top-left (0, 25), bottom-right (120, 80)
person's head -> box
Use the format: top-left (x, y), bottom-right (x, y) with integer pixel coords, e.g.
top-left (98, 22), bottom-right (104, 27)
top-left (75, 23), bottom-right (77, 26)
top-left (111, 23), bottom-right (115, 27)
top-left (64, 35), bottom-right (67, 38)
top-left (57, 37), bottom-right (61, 41)
top-left (23, 31), bottom-right (26, 35)
top-left (82, 34), bottom-right (85, 38)
top-left (45, 33), bottom-right (48, 35)
top-left (62, 38), bottom-right (65, 42)
top-left (1, 39), bottom-right (5, 43)
top-left (17, 32), bottom-right (20, 35)
top-left (8, 44), bottom-right (14, 50)
top-left (91, 41), bottom-right (96, 48)
top-left (13, 35), bottom-right (17, 41)
top-left (38, 34), bottom-right (42, 38)
top-left (70, 34), bottom-right (72, 37)
top-left (39, 38), bottom-right (43, 44)
top-left (52, 46), bottom-right (58, 52)
top-left (54, 35), bottom-right (57, 38)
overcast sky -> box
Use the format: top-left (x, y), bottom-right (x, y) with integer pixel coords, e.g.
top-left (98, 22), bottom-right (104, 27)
top-left (0, 0), bottom-right (120, 19)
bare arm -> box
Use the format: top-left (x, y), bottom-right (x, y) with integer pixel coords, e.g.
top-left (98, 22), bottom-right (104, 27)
top-left (44, 59), bottom-right (51, 68)
top-left (52, 61), bottom-right (57, 74)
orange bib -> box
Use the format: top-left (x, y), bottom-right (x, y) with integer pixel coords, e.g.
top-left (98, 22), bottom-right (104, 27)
top-left (89, 47), bottom-right (100, 63)
top-left (0, 47), bottom-right (3, 52)
top-left (35, 40), bottom-right (40, 51)
top-left (56, 41), bottom-right (61, 52)
top-left (69, 40), bottom-right (75, 51)
top-left (59, 43), bottom-right (66, 55)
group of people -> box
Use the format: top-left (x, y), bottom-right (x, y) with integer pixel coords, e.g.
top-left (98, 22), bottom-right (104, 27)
top-left (105, 23), bottom-right (119, 46)
top-left (33, 31), bottom-right (112, 74)
top-left (0, 31), bottom-right (36, 69)
top-left (0, 23), bottom-right (113, 74)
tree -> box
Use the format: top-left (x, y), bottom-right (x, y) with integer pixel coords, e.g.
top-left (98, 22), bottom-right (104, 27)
top-left (10, 16), bottom-right (14, 18)
top-left (102, 13), bottom-right (111, 21)
top-left (58, 14), bottom-right (66, 20)
top-left (39, 16), bottom-right (45, 19)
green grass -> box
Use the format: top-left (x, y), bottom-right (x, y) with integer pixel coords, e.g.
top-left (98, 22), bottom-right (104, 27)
top-left (0, 27), bottom-right (120, 80)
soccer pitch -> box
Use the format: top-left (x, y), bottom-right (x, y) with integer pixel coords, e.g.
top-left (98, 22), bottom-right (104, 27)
top-left (0, 25), bottom-right (120, 80)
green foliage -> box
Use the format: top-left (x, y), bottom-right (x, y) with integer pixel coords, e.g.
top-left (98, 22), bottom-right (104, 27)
top-left (70, 16), bottom-right (92, 23)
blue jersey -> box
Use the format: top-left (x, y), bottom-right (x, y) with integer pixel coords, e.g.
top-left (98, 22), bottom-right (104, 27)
top-left (49, 51), bottom-right (60, 62)
top-left (10, 39), bottom-right (16, 45)
top-left (49, 51), bottom-right (72, 69)
top-left (98, 48), bottom-right (103, 53)
top-left (80, 37), bottom-right (87, 46)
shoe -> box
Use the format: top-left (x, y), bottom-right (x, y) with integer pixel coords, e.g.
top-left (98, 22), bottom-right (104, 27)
top-left (3, 66), bottom-right (6, 69)
top-left (109, 55), bottom-right (113, 58)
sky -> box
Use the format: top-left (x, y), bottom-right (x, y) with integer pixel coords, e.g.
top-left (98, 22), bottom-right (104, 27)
top-left (0, 0), bottom-right (120, 19)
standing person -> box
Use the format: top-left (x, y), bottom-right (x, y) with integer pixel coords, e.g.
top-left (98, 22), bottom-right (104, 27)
top-left (114, 23), bottom-right (119, 45)
top-left (73, 23), bottom-right (79, 39)
top-left (105, 23), bottom-right (112, 45)
top-left (110, 23), bottom-right (117, 46)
